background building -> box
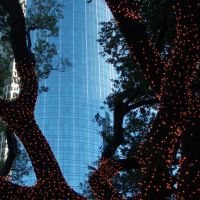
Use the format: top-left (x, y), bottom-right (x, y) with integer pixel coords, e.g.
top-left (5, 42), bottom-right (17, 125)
top-left (33, 0), bottom-right (114, 192)
top-left (0, 0), bottom-right (24, 168)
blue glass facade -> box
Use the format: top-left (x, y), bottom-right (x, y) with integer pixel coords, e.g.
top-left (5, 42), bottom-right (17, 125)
top-left (34, 0), bottom-right (114, 192)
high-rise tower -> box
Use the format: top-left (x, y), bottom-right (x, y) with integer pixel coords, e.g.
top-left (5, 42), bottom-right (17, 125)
top-left (35, 0), bottom-right (113, 192)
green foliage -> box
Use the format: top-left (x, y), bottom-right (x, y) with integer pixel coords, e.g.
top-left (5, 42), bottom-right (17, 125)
top-left (34, 38), bottom-right (57, 79)
top-left (26, 0), bottom-right (70, 92)
top-left (34, 38), bottom-right (71, 80)
top-left (10, 138), bottom-right (33, 186)
top-left (26, 0), bottom-right (63, 37)
top-left (0, 0), bottom-right (69, 97)
top-left (112, 170), bottom-right (141, 197)
top-left (98, 19), bottom-right (147, 93)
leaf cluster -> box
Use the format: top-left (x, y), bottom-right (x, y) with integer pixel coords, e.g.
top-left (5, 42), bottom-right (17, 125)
top-left (26, 0), bottom-right (64, 37)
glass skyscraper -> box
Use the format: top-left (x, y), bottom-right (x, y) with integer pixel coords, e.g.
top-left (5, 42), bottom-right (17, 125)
top-left (34, 0), bottom-right (114, 192)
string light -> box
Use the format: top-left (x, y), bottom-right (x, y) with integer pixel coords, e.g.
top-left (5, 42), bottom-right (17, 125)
top-left (0, 57), bottom-right (86, 199)
top-left (89, 158), bottom-right (125, 200)
top-left (104, 0), bottom-right (200, 199)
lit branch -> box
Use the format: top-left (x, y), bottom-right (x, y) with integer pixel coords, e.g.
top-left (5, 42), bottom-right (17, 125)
top-left (105, 0), bottom-right (165, 94)
top-left (0, 0), bottom-right (86, 199)
top-left (171, 1), bottom-right (200, 69)
top-left (89, 158), bottom-right (125, 200)
top-left (0, 177), bottom-right (30, 199)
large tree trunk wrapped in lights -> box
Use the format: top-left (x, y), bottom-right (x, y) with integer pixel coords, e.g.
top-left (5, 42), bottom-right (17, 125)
top-left (104, 0), bottom-right (200, 199)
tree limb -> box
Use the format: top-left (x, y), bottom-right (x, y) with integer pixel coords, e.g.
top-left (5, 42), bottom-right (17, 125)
top-left (169, 1), bottom-right (200, 69)
top-left (102, 95), bottom-right (158, 160)
top-left (126, 98), bottom-right (159, 114)
top-left (105, 0), bottom-right (165, 94)
top-left (26, 26), bottom-right (48, 52)
top-left (89, 158), bottom-right (124, 200)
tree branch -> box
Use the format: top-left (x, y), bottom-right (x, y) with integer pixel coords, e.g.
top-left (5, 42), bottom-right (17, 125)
top-left (0, 176), bottom-right (30, 199)
top-left (170, 1), bottom-right (200, 69)
top-left (102, 102), bottom-right (124, 158)
top-left (126, 98), bottom-right (159, 114)
top-left (26, 26), bottom-right (48, 51)
top-left (105, 0), bottom-right (165, 94)
top-left (114, 85), bottom-right (141, 105)
top-left (102, 96), bottom-right (158, 159)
